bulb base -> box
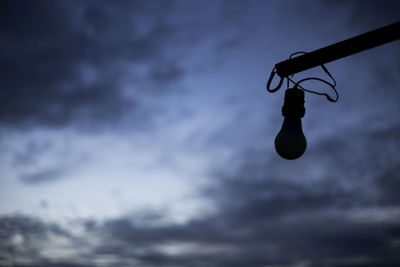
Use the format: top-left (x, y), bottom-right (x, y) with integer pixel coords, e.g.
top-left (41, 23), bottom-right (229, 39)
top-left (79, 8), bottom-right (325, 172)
top-left (282, 88), bottom-right (305, 118)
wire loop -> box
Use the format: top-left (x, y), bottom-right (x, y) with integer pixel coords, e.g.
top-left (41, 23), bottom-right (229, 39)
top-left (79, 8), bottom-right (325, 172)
top-left (266, 68), bottom-right (284, 93)
top-left (266, 51), bottom-right (339, 102)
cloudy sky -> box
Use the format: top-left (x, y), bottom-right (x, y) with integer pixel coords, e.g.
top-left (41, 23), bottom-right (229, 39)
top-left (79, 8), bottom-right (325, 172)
top-left (1, 0), bottom-right (400, 266)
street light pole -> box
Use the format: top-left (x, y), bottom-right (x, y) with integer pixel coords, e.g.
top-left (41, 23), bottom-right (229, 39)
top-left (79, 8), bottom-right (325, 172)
top-left (275, 21), bottom-right (400, 78)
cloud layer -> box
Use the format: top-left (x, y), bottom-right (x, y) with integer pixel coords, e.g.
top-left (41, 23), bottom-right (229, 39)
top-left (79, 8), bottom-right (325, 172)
top-left (2, 124), bottom-right (400, 266)
top-left (1, 0), bottom-right (400, 266)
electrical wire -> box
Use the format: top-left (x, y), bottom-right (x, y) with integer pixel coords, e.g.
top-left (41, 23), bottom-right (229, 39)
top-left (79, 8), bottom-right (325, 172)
top-left (288, 76), bottom-right (338, 102)
top-left (266, 51), bottom-right (339, 102)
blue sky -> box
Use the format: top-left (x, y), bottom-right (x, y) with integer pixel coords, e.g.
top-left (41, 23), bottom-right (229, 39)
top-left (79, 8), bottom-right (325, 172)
top-left (1, 1), bottom-right (400, 266)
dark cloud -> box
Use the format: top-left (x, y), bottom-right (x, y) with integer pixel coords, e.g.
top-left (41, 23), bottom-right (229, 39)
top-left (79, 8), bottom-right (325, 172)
top-left (1, 1), bottom-right (400, 266)
top-left (0, 1), bottom-right (126, 128)
top-left (0, 0), bottom-right (183, 129)
top-left (0, 215), bottom-right (71, 265)
top-left (10, 137), bottom-right (53, 166)
top-left (194, 123), bottom-right (400, 266)
top-left (375, 163), bottom-right (400, 205)
top-left (3, 126), bottom-right (400, 266)
top-left (20, 167), bottom-right (65, 184)
top-left (0, 0), bottom-right (253, 130)
top-left (149, 63), bottom-right (185, 84)
top-left (89, 124), bottom-right (400, 267)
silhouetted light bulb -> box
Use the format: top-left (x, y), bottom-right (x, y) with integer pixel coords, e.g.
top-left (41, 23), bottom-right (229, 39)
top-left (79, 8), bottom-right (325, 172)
top-left (274, 88), bottom-right (307, 160)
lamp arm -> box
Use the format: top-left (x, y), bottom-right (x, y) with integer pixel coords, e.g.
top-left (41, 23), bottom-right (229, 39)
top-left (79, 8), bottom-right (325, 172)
top-left (275, 21), bottom-right (400, 77)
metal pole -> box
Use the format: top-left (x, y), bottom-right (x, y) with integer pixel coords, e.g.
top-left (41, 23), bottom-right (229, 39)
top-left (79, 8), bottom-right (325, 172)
top-left (275, 21), bottom-right (400, 78)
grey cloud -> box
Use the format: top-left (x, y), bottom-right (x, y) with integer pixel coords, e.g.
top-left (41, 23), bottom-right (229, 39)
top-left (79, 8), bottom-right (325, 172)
top-left (12, 264), bottom-right (93, 267)
top-left (181, 123), bottom-right (400, 266)
top-left (0, 0), bottom-right (253, 130)
top-left (0, 1), bottom-right (128, 128)
top-left (2, 1), bottom-right (400, 266)
top-left (71, 125), bottom-right (400, 267)
top-left (0, 215), bottom-right (71, 265)
top-left (0, 0), bottom-right (257, 188)
top-left (149, 63), bottom-right (185, 84)
top-left (20, 167), bottom-right (65, 184)
top-left (0, 0), bottom-right (182, 129)
top-left (4, 134), bottom-right (83, 185)
top-left (77, 122), bottom-right (400, 265)
top-left (375, 163), bottom-right (400, 205)
top-left (81, 212), bottom-right (400, 266)
top-left (11, 138), bottom-right (52, 167)
top-left (344, 0), bottom-right (400, 28)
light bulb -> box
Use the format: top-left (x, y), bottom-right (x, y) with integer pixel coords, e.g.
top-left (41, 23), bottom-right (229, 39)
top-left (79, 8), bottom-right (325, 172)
top-left (274, 88), bottom-right (307, 160)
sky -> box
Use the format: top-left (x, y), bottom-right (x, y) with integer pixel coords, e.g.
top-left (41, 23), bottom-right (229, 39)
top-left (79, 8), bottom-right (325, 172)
top-left (0, 0), bottom-right (400, 266)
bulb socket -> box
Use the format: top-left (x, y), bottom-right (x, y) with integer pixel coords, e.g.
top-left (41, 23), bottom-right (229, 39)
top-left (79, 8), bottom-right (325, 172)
top-left (282, 88), bottom-right (305, 118)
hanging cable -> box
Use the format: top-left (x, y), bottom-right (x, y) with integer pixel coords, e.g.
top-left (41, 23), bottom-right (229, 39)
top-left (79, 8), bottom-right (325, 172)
top-left (266, 51), bottom-right (339, 102)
